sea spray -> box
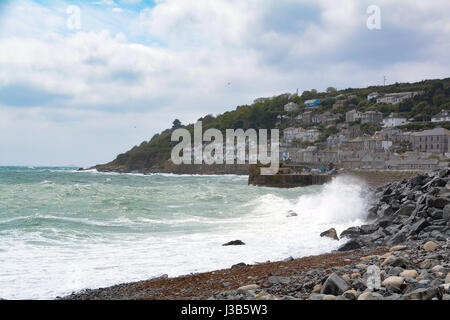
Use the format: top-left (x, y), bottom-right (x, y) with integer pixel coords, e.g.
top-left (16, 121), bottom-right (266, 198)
top-left (0, 167), bottom-right (370, 299)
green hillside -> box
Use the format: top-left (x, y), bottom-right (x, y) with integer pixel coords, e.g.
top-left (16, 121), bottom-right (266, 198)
top-left (96, 77), bottom-right (450, 172)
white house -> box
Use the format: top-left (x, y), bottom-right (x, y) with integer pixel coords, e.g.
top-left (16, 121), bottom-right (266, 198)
top-left (345, 109), bottom-right (362, 123)
top-left (284, 102), bottom-right (300, 112)
top-left (304, 129), bottom-right (321, 142)
top-left (367, 92), bottom-right (379, 100)
top-left (376, 91), bottom-right (422, 104)
top-left (431, 110), bottom-right (450, 123)
top-left (283, 127), bottom-right (305, 143)
top-left (382, 113), bottom-right (408, 128)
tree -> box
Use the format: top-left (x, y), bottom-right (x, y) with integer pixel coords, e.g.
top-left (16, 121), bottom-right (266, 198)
top-left (311, 89), bottom-right (318, 94)
top-left (172, 119), bottom-right (182, 129)
top-left (326, 87), bottom-right (337, 93)
top-left (399, 99), bottom-right (413, 112)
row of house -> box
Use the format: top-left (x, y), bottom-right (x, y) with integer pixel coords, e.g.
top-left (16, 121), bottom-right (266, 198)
top-left (283, 127), bottom-right (321, 143)
top-left (376, 91), bottom-right (422, 104)
top-left (367, 91), bottom-right (423, 104)
top-left (345, 110), bottom-right (410, 127)
top-left (281, 126), bottom-right (450, 170)
top-left (294, 110), bottom-right (341, 125)
top-left (345, 110), bottom-right (384, 124)
top-left (432, 110), bottom-right (450, 123)
top-left (281, 145), bottom-right (444, 171)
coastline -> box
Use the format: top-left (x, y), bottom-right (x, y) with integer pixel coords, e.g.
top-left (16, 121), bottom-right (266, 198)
top-left (60, 247), bottom-right (388, 300)
top-left (61, 168), bottom-right (450, 301)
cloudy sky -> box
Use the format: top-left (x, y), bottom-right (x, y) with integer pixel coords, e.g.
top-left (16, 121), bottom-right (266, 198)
top-left (0, 0), bottom-right (449, 167)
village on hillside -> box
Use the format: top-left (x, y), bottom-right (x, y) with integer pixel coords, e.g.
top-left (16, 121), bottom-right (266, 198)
top-left (266, 90), bottom-right (450, 171)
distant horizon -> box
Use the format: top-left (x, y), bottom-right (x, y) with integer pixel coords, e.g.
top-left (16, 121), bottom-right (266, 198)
top-left (2, 0), bottom-right (450, 167)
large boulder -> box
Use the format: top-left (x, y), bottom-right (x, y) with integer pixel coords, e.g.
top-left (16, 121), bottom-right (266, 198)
top-left (339, 227), bottom-right (361, 239)
top-left (223, 240), bottom-right (246, 246)
top-left (378, 204), bottom-right (393, 218)
top-left (400, 270), bottom-right (419, 278)
top-left (423, 241), bottom-right (438, 252)
top-left (382, 276), bottom-right (404, 290)
top-left (410, 174), bottom-right (426, 187)
top-left (395, 205), bottom-right (416, 216)
top-left (387, 230), bottom-right (407, 246)
top-left (360, 224), bottom-right (379, 234)
top-left (383, 256), bottom-right (411, 268)
top-left (320, 273), bottom-right (351, 296)
top-left (338, 239), bottom-right (362, 252)
top-left (320, 228), bottom-right (339, 241)
top-left (434, 197), bottom-right (450, 209)
top-left (408, 219), bottom-right (430, 236)
top-left (404, 287), bottom-right (440, 300)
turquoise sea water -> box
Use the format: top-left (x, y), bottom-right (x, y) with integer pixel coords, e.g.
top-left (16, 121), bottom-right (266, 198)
top-left (0, 167), bottom-right (369, 299)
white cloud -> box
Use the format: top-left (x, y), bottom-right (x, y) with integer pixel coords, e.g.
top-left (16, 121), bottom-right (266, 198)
top-left (0, 0), bottom-right (449, 166)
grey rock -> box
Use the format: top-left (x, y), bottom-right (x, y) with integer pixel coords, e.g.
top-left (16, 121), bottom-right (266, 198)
top-left (408, 219), bottom-right (430, 236)
top-left (380, 204), bottom-right (394, 217)
top-left (352, 279), bottom-right (367, 291)
top-left (388, 267), bottom-right (404, 276)
top-left (360, 224), bottom-right (379, 234)
top-left (404, 287), bottom-right (440, 300)
top-left (387, 230), bottom-right (407, 246)
top-left (223, 240), bottom-right (246, 246)
top-left (395, 205), bottom-right (416, 216)
top-left (286, 210), bottom-right (298, 217)
top-left (378, 218), bottom-right (393, 229)
top-left (338, 239), bottom-right (362, 252)
top-left (268, 276), bottom-right (291, 285)
top-left (340, 227), bottom-right (362, 239)
top-left (384, 256), bottom-right (411, 268)
top-left (320, 273), bottom-right (351, 296)
top-left (320, 228), bottom-right (339, 241)
top-left (443, 204), bottom-right (450, 221)
top-left (231, 263), bottom-right (247, 268)
top-left (434, 197), bottom-right (450, 209)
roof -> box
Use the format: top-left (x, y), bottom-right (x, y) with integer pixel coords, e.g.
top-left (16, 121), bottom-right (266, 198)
top-left (386, 159), bottom-right (439, 165)
top-left (364, 110), bottom-right (382, 114)
top-left (432, 110), bottom-right (449, 118)
top-left (412, 128), bottom-right (450, 136)
top-left (384, 113), bottom-right (406, 119)
top-left (304, 99), bottom-right (321, 104)
top-left (382, 92), bottom-right (416, 97)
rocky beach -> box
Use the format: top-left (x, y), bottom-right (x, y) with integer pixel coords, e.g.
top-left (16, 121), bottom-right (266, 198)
top-left (61, 169), bottom-right (450, 301)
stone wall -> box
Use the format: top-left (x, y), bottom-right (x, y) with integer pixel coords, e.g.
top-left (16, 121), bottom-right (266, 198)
top-left (346, 171), bottom-right (424, 188)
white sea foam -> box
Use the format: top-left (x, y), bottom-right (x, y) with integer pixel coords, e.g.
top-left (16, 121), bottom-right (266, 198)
top-left (0, 172), bottom-right (370, 300)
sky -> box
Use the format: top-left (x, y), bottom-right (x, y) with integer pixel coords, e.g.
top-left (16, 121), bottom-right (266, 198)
top-left (0, 0), bottom-right (450, 167)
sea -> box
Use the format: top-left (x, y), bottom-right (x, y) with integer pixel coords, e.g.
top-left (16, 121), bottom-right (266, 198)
top-left (0, 166), bottom-right (370, 299)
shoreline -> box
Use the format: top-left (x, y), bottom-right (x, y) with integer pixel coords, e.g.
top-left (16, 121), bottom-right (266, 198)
top-left (61, 168), bottom-right (450, 300)
top-left (59, 247), bottom-right (389, 300)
